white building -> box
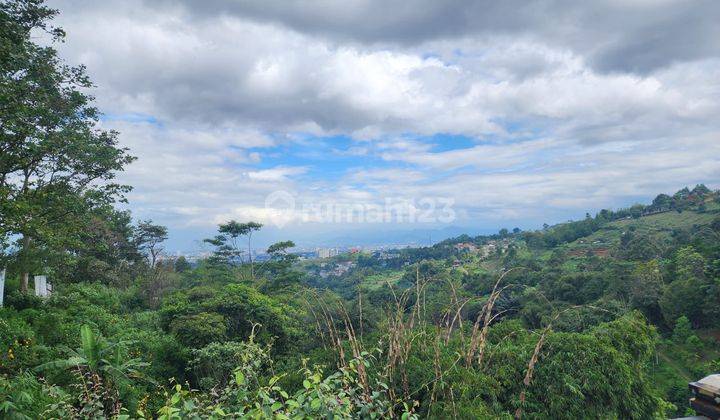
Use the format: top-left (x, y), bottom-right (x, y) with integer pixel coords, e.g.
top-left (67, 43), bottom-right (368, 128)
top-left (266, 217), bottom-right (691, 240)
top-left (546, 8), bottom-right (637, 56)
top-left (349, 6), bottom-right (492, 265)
top-left (34, 275), bottom-right (52, 298)
top-left (317, 248), bottom-right (339, 258)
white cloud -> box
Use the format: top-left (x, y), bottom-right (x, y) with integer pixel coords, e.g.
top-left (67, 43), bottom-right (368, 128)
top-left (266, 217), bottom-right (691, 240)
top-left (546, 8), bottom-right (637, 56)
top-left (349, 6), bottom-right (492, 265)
top-left (41, 0), bottom-right (720, 247)
top-left (246, 167), bottom-right (307, 182)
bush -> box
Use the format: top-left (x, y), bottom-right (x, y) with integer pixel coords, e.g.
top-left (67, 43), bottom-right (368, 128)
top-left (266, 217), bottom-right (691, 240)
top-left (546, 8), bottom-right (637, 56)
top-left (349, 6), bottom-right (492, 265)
top-left (0, 372), bottom-right (74, 418)
top-left (188, 340), bottom-right (271, 390)
top-left (48, 283), bottom-right (121, 311)
top-left (0, 310), bottom-right (39, 373)
top-left (5, 291), bottom-right (43, 310)
top-left (170, 312), bottom-right (227, 348)
top-left (156, 349), bottom-right (406, 419)
top-left (672, 316), bottom-right (692, 343)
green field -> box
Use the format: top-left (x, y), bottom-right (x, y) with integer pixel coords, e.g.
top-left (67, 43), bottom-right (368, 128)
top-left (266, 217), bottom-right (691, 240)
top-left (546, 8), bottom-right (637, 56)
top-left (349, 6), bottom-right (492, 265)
top-left (565, 207), bottom-right (719, 253)
top-left (360, 270), bottom-right (404, 291)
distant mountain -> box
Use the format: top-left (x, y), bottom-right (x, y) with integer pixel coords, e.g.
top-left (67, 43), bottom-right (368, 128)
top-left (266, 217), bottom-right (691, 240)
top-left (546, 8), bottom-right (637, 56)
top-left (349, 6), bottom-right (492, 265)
top-left (308, 225), bottom-right (496, 248)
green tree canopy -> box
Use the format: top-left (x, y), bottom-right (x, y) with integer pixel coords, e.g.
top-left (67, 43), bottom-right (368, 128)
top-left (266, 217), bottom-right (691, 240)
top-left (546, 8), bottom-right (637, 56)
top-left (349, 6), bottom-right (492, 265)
top-left (0, 0), bottom-right (134, 291)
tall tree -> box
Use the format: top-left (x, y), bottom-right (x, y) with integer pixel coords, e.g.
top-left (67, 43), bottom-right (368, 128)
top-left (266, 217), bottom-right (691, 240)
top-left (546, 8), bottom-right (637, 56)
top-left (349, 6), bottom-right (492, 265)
top-left (61, 206), bottom-right (141, 286)
top-left (240, 221), bottom-right (262, 279)
top-left (133, 220), bottom-right (168, 268)
top-left (204, 221), bottom-right (262, 278)
top-left (629, 260), bottom-right (664, 323)
top-left (659, 246), bottom-right (709, 327)
top-left (263, 240), bottom-right (302, 289)
top-left (0, 0), bottom-right (134, 291)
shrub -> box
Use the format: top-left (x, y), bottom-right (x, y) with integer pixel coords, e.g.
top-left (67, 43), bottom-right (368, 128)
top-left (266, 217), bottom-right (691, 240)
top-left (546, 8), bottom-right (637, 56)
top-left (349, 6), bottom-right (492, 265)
top-left (156, 349), bottom-right (408, 419)
top-left (188, 340), bottom-right (271, 390)
top-left (5, 291), bottom-right (43, 310)
top-left (169, 312), bottom-right (227, 348)
top-left (48, 283), bottom-right (121, 312)
top-left (0, 372), bottom-right (74, 419)
top-left (0, 310), bottom-right (39, 373)
top-left (672, 316), bottom-right (692, 343)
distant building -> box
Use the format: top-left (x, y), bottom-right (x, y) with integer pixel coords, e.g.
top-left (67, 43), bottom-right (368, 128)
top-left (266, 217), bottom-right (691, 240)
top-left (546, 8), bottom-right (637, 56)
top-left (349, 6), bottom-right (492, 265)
top-left (454, 242), bottom-right (478, 252)
top-left (317, 248), bottom-right (340, 258)
top-left (477, 240), bottom-right (510, 258)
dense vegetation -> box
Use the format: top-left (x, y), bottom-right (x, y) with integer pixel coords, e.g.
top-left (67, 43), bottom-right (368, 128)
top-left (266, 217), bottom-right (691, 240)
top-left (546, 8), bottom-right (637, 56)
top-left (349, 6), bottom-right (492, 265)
top-left (1, 1), bottom-right (719, 418)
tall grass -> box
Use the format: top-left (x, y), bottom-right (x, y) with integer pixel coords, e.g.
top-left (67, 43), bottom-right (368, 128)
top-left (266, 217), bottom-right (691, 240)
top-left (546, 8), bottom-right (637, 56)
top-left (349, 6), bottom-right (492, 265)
top-left (304, 265), bottom-right (607, 418)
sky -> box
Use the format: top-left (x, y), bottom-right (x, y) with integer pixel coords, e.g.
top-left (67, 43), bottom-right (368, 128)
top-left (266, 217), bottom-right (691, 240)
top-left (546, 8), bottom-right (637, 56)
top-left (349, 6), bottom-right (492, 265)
top-left (45, 0), bottom-right (720, 252)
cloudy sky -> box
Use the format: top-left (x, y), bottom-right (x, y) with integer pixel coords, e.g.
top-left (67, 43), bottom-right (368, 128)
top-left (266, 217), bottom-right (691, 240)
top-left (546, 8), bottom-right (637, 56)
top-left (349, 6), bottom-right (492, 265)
top-left (47, 0), bottom-right (720, 251)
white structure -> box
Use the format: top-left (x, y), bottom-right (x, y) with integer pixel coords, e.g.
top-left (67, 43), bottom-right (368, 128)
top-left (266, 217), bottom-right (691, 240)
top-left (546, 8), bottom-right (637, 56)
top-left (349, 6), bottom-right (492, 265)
top-left (34, 275), bottom-right (52, 298)
top-left (317, 248), bottom-right (340, 258)
top-left (0, 269), bottom-right (5, 307)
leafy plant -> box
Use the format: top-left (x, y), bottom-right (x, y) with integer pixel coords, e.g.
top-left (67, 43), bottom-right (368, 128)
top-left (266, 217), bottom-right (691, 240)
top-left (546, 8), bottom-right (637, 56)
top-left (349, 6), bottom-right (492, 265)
top-left (35, 325), bottom-right (152, 416)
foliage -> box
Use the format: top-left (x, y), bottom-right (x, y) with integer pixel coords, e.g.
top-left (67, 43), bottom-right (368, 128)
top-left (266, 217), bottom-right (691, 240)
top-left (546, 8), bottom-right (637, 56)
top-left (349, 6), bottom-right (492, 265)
top-left (672, 316), bottom-right (693, 344)
top-left (188, 340), bottom-right (271, 390)
top-left (133, 220), bottom-right (169, 268)
top-left (203, 220), bottom-right (263, 268)
top-left (169, 312), bottom-right (227, 348)
top-left (0, 372), bottom-right (74, 419)
top-left (34, 325), bottom-right (152, 414)
top-left (160, 283), bottom-right (304, 352)
top-left (0, 0), bottom-right (135, 291)
top-left (154, 350), bottom-right (405, 420)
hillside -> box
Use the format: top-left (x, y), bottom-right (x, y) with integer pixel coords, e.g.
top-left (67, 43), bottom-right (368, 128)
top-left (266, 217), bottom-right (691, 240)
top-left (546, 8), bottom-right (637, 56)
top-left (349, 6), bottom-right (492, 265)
top-left (3, 178), bottom-right (720, 418)
top-left (564, 203), bottom-right (719, 255)
top-left (277, 186), bottom-right (720, 417)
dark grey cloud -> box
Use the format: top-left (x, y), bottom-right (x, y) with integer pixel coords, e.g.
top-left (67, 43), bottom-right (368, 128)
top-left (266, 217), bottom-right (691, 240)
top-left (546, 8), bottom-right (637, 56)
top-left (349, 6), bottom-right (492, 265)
top-left (156, 0), bottom-right (720, 74)
top-left (46, 0), bottom-right (720, 143)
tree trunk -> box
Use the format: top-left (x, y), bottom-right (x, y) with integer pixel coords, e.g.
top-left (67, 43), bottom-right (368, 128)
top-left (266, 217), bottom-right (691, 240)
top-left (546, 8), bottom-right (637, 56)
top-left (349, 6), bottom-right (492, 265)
top-left (248, 234), bottom-right (254, 280)
top-left (20, 234), bottom-right (30, 293)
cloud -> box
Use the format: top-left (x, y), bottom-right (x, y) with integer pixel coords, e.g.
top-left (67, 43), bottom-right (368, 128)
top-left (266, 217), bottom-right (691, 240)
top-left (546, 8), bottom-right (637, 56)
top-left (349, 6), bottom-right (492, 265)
top-left (41, 0), bottom-right (720, 248)
top-left (379, 138), bottom-right (558, 170)
top-left (152, 0), bottom-right (720, 74)
top-left (246, 167), bottom-right (308, 182)
top-left (103, 121), bottom-right (300, 227)
top-left (49, 0), bottom-right (720, 140)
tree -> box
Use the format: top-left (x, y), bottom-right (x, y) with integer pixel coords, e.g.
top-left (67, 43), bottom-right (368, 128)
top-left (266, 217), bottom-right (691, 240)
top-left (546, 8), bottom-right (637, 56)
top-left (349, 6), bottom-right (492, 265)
top-left (266, 240), bottom-right (295, 259)
top-left (133, 220), bottom-right (168, 268)
top-left (239, 221), bottom-right (262, 278)
top-left (174, 256), bottom-right (191, 273)
top-left (262, 240), bottom-right (302, 289)
top-left (62, 206), bottom-right (141, 286)
top-left (0, 0), bottom-right (134, 292)
top-left (651, 194), bottom-right (672, 211)
top-left (629, 261), bottom-right (664, 323)
top-left (659, 247), bottom-right (709, 328)
top-left (674, 246), bottom-right (706, 280)
top-left (691, 184), bottom-right (710, 196)
top-left (170, 312), bottom-right (227, 348)
top-left (204, 221), bottom-right (262, 278)
top-left (671, 316), bottom-right (692, 344)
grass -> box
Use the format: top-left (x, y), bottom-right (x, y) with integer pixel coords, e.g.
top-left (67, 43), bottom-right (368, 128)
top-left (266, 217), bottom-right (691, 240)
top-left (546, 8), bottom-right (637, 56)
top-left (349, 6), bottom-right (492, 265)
top-left (360, 270), bottom-right (404, 291)
top-left (564, 208), bottom-right (718, 254)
